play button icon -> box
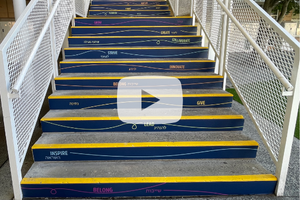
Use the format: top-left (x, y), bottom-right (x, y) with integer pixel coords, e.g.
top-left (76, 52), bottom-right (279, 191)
top-left (117, 76), bottom-right (183, 125)
top-left (141, 90), bottom-right (160, 110)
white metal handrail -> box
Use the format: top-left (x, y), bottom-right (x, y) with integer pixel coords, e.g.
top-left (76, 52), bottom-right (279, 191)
top-left (215, 0), bottom-right (294, 92)
top-left (11, 0), bottom-right (62, 96)
top-left (192, 0), bottom-right (299, 196)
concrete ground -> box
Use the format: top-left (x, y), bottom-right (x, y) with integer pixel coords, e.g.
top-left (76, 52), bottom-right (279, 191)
top-left (0, 81), bottom-right (299, 200)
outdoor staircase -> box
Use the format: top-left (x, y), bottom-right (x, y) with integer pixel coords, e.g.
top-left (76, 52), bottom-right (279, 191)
top-left (21, 0), bottom-right (277, 198)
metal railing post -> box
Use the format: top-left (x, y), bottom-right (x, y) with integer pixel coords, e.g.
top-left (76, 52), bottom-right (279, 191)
top-left (48, 0), bottom-right (58, 92)
top-left (275, 47), bottom-right (300, 196)
top-left (12, 0), bottom-right (27, 20)
top-left (218, 0), bottom-right (230, 90)
top-left (0, 52), bottom-right (23, 200)
top-left (72, 0), bottom-right (76, 26)
top-left (175, 0), bottom-right (179, 16)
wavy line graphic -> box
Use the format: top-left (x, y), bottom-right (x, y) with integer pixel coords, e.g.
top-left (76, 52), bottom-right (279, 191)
top-left (65, 50), bottom-right (107, 57)
top-left (43, 121), bottom-right (243, 132)
top-left (22, 183), bottom-right (166, 195)
top-left (60, 63), bottom-right (213, 72)
top-left (69, 148), bottom-right (257, 158)
top-left (163, 189), bottom-right (227, 195)
top-left (70, 39), bottom-right (201, 46)
top-left (119, 50), bottom-right (207, 58)
top-left (79, 101), bottom-right (232, 110)
top-left (76, 19), bottom-right (184, 26)
top-left (90, 6), bottom-right (165, 10)
top-left (43, 121), bottom-right (128, 131)
top-left (55, 81), bottom-right (223, 89)
top-left (73, 29), bottom-right (161, 36)
top-left (90, 12), bottom-right (170, 17)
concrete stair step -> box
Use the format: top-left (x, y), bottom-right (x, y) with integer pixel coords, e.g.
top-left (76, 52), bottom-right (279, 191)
top-left (49, 89), bottom-right (233, 109)
top-left (41, 108), bottom-right (244, 132)
top-left (68, 35), bottom-right (202, 47)
top-left (71, 25), bottom-right (198, 36)
top-left (21, 159), bottom-right (277, 198)
top-left (32, 131), bottom-right (258, 161)
top-left (74, 16), bottom-right (193, 26)
top-left (54, 72), bottom-right (223, 90)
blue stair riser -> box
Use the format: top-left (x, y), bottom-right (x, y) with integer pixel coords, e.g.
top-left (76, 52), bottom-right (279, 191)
top-left (89, 10), bottom-right (171, 16)
top-left (75, 18), bottom-right (192, 26)
top-left (55, 77), bottom-right (223, 90)
top-left (68, 36), bottom-right (201, 47)
top-left (32, 146), bottom-right (258, 161)
top-left (49, 96), bottom-right (233, 109)
top-left (41, 119), bottom-right (244, 132)
top-left (60, 61), bottom-right (214, 73)
top-left (71, 26), bottom-right (197, 36)
top-left (91, 1), bottom-right (168, 5)
top-left (89, 5), bottom-right (170, 10)
top-left (22, 181), bottom-right (276, 198)
top-left (64, 48), bottom-right (208, 59)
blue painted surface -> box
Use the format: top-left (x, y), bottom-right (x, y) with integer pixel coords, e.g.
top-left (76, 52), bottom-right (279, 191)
top-left (33, 146), bottom-right (258, 161)
top-left (22, 181), bottom-right (276, 198)
top-left (64, 48), bottom-right (208, 59)
top-left (68, 36), bottom-right (201, 47)
top-left (90, 5), bottom-right (170, 10)
top-left (41, 118), bottom-right (244, 132)
top-left (55, 77), bottom-right (222, 90)
top-left (60, 61), bottom-right (214, 73)
top-left (75, 17), bottom-right (192, 26)
top-left (71, 27), bottom-right (197, 36)
top-left (91, 1), bottom-right (168, 5)
top-left (49, 96), bottom-right (233, 110)
top-left (89, 10), bottom-right (171, 16)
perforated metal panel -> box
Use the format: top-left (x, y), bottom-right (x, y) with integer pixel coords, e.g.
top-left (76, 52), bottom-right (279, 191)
top-left (0, 0), bottom-right (74, 166)
top-left (194, 0), bottom-right (223, 56)
top-left (225, 0), bottom-right (296, 161)
top-left (2, 0), bottom-right (53, 164)
top-left (75, 0), bottom-right (90, 17)
top-left (53, 0), bottom-right (74, 58)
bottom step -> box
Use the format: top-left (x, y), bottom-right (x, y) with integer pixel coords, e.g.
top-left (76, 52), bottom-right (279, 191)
top-left (22, 159), bottom-right (277, 198)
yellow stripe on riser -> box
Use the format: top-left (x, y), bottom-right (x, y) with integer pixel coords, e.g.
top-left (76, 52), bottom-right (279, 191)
top-left (32, 140), bottom-right (258, 149)
top-left (69, 35), bottom-right (202, 38)
top-left (72, 25), bottom-right (196, 28)
top-left (48, 93), bottom-right (233, 99)
top-left (41, 115), bottom-right (244, 121)
top-left (21, 174), bottom-right (276, 184)
top-left (75, 16), bottom-right (192, 19)
top-left (65, 47), bottom-right (208, 50)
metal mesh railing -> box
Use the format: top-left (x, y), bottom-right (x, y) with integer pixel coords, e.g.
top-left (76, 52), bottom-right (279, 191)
top-left (3, 0), bottom-right (51, 164)
top-left (53, 0), bottom-right (74, 58)
top-left (169, 0), bottom-right (176, 15)
top-left (0, 0), bottom-right (74, 166)
top-left (75, 0), bottom-right (90, 17)
top-left (194, 0), bottom-right (223, 56)
top-left (226, 0), bottom-right (297, 161)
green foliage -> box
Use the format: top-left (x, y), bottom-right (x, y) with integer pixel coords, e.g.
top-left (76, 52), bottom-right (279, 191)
top-left (226, 88), bottom-right (243, 105)
top-left (272, 0), bottom-right (299, 15)
top-left (295, 108), bottom-right (299, 139)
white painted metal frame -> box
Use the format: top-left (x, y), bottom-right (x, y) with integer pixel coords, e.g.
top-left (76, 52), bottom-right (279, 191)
top-left (0, 0), bottom-right (88, 199)
top-left (191, 0), bottom-right (299, 196)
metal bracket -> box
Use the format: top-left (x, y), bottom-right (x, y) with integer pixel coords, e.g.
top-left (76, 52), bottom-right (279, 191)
top-left (282, 87), bottom-right (293, 96)
top-left (8, 92), bottom-right (20, 99)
